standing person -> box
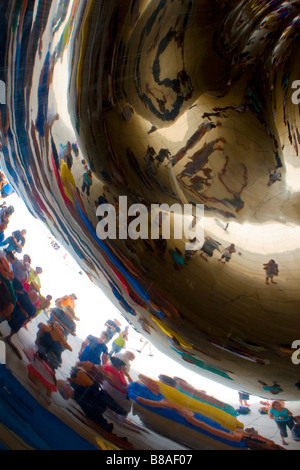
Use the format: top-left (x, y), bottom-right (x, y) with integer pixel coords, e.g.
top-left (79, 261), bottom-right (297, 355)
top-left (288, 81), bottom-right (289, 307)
top-left (104, 318), bottom-right (121, 341)
top-left (0, 229), bottom-right (26, 253)
top-left (55, 293), bottom-right (77, 310)
top-left (102, 352), bottom-right (136, 418)
top-left (238, 391), bottom-right (250, 407)
top-left (5, 279), bottom-right (37, 358)
top-left (268, 401), bottom-right (295, 445)
top-left (263, 259), bottom-right (279, 284)
top-left (78, 331), bottom-right (109, 365)
top-left (218, 243), bottom-right (236, 263)
top-left (55, 293), bottom-right (79, 320)
top-left (109, 326), bottom-right (129, 356)
top-left (0, 205), bottom-right (14, 224)
top-left (81, 170), bottom-right (93, 196)
top-left (0, 219), bottom-right (7, 243)
top-left (35, 294), bottom-right (52, 316)
top-left (12, 254), bottom-right (31, 284)
top-left (25, 266), bottom-right (43, 293)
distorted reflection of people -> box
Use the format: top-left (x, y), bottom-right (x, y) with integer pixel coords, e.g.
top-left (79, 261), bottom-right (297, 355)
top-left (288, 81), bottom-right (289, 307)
top-left (0, 228), bottom-right (26, 253)
top-left (137, 336), bottom-right (153, 356)
top-left (102, 352), bottom-right (135, 418)
top-left (172, 376), bottom-right (237, 416)
top-left (78, 331), bottom-right (109, 365)
top-left (5, 279), bottom-right (37, 358)
top-left (25, 321), bottom-right (73, 404)
top-left (67, 361), bottom-right (127, 432)
top-left (128, 375), bottom-right (245, 445)
top-left (55, 293), bottom-right (79, 320)
top-left (24, 266), bottom-right (43, 293)
top-left (104, 318), bottom-right (121, 341)
top-left (218, 243), bottom-right (236, 263)
top-left (12, 253), bottom-right (31, 284)
top-left (81, 169), bottom-right (93, 197)
top-left (109, 326), bottom-right (129, 356)
top-left (292, 416), bottom-right (300, 441)
top-left (263, 259), bottom-right (279, 285)
top-left (238, 391), bottom-right (250, 407)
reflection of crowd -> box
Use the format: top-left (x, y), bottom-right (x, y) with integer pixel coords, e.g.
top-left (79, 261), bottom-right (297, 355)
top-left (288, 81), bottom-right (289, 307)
top-left (0, 202), bottom-right (54, 358)
top-left (0, 199), bottom-right (78, 404)
top-left (58, 321), bottom-right (137, 432)
top-left (0, 198), bottom-right (295, 448)
top-left (56, 324), bottom-right (299, 449)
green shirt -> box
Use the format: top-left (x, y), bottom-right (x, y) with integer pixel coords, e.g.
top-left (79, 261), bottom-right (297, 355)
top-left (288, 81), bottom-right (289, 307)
top-left (269, 408), bottom-right (290, 422)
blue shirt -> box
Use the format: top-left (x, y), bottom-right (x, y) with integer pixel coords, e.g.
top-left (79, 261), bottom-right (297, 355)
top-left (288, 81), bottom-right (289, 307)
top-left (128, 382), bottom-right (164, 402)
top-left (78, 335), bottom-right (108, 364)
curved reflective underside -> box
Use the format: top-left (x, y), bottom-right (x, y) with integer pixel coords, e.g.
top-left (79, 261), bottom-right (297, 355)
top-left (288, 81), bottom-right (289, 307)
top-left (0, 0), bottom-right (300, 450)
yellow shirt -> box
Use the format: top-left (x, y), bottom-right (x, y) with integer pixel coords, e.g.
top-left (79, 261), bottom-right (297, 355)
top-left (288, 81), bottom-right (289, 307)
top-left (28, 268), bottom-right (41, 290)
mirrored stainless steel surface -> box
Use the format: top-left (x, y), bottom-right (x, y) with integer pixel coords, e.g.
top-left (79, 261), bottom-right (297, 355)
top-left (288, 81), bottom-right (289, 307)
top-left (0, 0), bottom-right (299, 450)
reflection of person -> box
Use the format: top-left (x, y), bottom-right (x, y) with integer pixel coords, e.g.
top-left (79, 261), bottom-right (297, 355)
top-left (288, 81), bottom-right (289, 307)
top-left (258, 380), bottom-right (283, 394)
top-left (169, 248), bottom-right (185, 269)
top-left (0, 219), bottom-right (7, 244)
top-left (218, 243), bottom-right (236, 263)
top-left (78, 332), bottom-right (109, 365)
top-left (0, 205), bottom-right (14, 224)
top-left (102, 354), bottom-right (134, 416)
top-left (35, 321), bottom-right (72, 369)
top-left (129, 375), bottom-right (244, 444)
top-left (104, 318), bottom-right (121, 341)
top-left (26, 266), bottom-right (43, 293)
top-left (0, 229), bottom-right (26, 253)
top-left (292, 416), bottom-right (300, 441)
top-left (60, 155), bottom-right (76, 203)
top-left (263, 259), bottom-right (278, 284)
top-left (56, 293), bottom-right (77, 309)
top-left (109, 327), bottom-right (129, 356)
top-left (173, 377), bottom-right (235, 414)
top-left (238, 391), bottom-right (250, 407)
top-left (35, 294), bottom-right (52, 316)
top-left (137, 337), bottom-right (153, 356)
top-left (199, 237), bottom-right (221, 262)
top-left (268, 401), bottom-right (294, 445)
top-left (267, 168), bottom-right (281, 186)
top-left (243, 427), bottom-right (285, 450)
top-left (55, 293), bottom-right (79, 320)
top-left (67, 361), bottom-right (127, 432)
top-left (0, 280), bottom-right (14, 321)
top-left (5, 279), bottom-right (37, 358)
top-left (81, 170), bottom-right (92, 196)
top-left (12, 254), bottom-right (31, 284)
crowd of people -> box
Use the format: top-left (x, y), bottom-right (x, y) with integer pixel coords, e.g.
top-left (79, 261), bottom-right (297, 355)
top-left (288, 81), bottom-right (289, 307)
top-left (0, 197), bottom-right (299, 449)
top-left (0, 201), bottom-right (54, 355)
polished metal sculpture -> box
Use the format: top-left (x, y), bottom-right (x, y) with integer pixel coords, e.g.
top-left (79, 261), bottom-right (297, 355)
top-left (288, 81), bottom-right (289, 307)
top-left (0, 0), bottom-right (299, 450)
